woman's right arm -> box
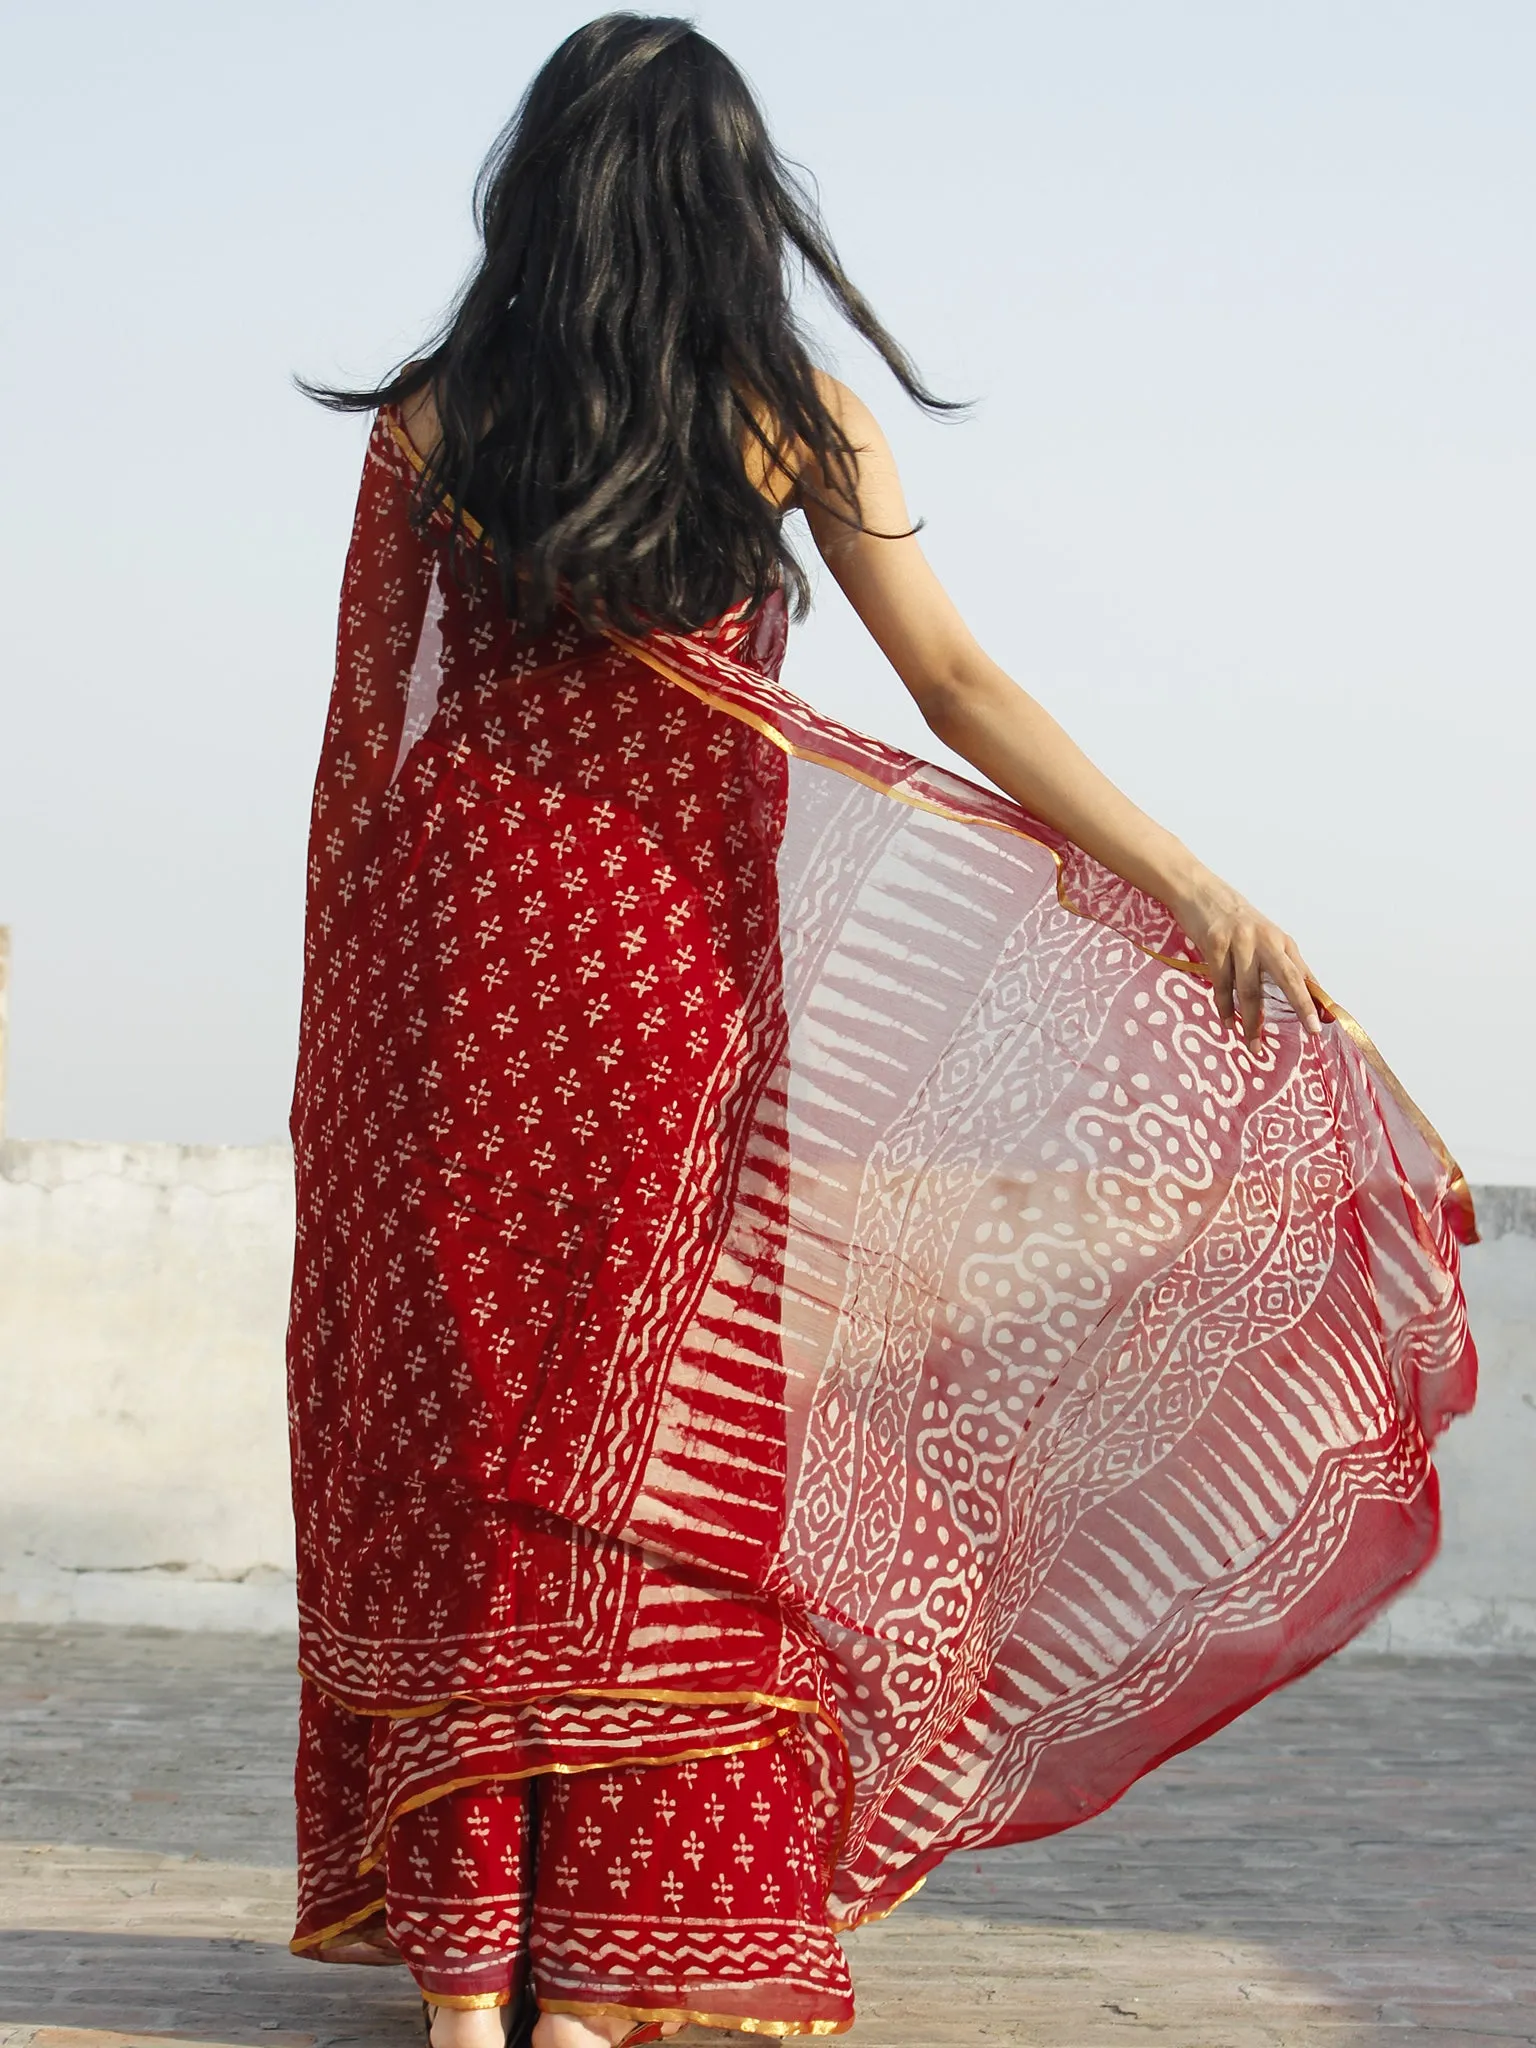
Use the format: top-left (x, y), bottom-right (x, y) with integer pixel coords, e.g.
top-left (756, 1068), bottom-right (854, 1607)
top-left (797, 377), bottom-right (1320, 1047)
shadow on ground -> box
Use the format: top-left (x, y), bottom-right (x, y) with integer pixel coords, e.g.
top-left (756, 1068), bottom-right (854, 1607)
top-left (0, 1929), bottom-right (410, 2045)
top-left (1, 1627), bottom-right (1533, 2045)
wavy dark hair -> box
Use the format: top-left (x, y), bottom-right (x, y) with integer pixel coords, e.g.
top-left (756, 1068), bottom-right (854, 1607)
top-left (304, 13), bottom-right (958, 635)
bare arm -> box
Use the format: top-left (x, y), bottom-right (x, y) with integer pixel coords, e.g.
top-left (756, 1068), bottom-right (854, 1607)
top-left (798, 379), bottom-right (1320, 1045)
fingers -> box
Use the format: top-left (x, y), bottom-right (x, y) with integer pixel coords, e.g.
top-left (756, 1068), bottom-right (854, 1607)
top-left (1211, 944), bottom-right (1237, 1032)
top-left (1190, 881), bottom-right (1324, 1048)
top-left (1232, 932), bottom-right (1264, 1047)
top-left (1216, 929), bottom-right (1324, 1047)
top-left (1273, 940), bottom-right (1323, 1037)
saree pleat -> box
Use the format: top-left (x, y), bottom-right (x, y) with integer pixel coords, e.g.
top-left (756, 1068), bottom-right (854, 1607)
top-left (289, 410), bottom-right (1474, 1950)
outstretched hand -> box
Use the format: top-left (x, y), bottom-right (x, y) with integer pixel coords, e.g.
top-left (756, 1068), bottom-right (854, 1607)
top-left (1170, 872), bottom-right (1323, 1048)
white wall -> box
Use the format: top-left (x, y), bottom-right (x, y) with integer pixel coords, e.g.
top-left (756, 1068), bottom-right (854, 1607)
top-left (0, 1140), bottom-right (297, 1631)
top-left (0, 1140), bottom-right (1530, 1647)
top-left (1355, 1187), bottom-right (1536, 1654)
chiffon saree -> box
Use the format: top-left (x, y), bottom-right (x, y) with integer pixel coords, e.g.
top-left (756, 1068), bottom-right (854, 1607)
top-left (288, 410), bottom-right (1475, 2015)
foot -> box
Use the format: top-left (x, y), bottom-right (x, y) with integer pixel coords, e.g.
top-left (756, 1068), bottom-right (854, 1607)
top-left (531, 2014), bottom-right (685, 2046)
top-left (428, 2007), bottom-right (516, 2048)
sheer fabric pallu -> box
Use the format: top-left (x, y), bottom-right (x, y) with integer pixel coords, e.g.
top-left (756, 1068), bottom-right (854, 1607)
top-left (290, 410), bottom-right (1475, 1958)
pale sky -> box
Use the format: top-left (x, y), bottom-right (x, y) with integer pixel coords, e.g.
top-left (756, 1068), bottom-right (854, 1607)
top-left (2, 1), bottom-right (1532, 1182)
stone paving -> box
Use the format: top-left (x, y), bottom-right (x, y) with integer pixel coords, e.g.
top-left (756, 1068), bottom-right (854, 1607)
top-left (0, 1626), bottom-right (1531, 2047)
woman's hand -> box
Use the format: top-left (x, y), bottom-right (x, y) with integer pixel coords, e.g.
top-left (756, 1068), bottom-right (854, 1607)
top-left (1169, 870), bottom-right (1322, 1048)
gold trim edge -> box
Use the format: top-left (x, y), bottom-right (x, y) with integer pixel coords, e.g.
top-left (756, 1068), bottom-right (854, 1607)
top-left (386, 402), bottom-right (1469, 1234)
top-left (541, 2000), bottom-right (850, 2037)
top-left (608, 630), bottom-right (1475, 1244)
top-left (355, 1729), bottom-right (788, 1874)
top-left (290, 1896), bottom-right (388, 1955)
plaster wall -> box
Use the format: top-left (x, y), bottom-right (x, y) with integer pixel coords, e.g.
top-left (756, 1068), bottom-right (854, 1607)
top-left (0, 1141), bottom-right (1531, 1646)
top-left (0, 1140), bottom-right (297, 1631)
top-left (1353, 1186), bottom-right (1536, 1653)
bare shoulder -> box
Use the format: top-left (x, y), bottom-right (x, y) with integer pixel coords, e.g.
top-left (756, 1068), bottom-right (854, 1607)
top-left (797, 372), bottom-right (906, 543)
top-left (397, 381), bottom-right (442, 462)
top-left (811, 369), bottom-right (883, 448)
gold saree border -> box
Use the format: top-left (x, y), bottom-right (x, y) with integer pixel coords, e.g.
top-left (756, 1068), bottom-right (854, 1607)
top-left (830, 1870), bottom-right (929, 1932)
top-left (354, 402), bottom-right (1470, 1955)
top-left (387, 398), bottom-right (1473, 1231)
top-left (609, 626), bottom-right (1210, 978)
top-left (1318, 991), bottom-right (1478, 1243)
top-left (386, 411), bottom-right (488, 541)
top-left (354, 1729), bottom-right (787, 1875)
top-left (542, 2000), bottom-right (851, 2038)
top-left (392, 393), bottom-right (1470, 1229)
top-left (290, 1896), bottom-right (388, 1955)
top-left (299, 1664), bottom-right (830, 1724)
top-left (607, 627), bottom-right (1476, 1243)
top-left (298, 1670), bottom-right (857, 1918)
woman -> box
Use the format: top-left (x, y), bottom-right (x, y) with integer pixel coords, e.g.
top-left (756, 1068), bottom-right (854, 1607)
top-left (288, 15), bottom-right (1475, 2045)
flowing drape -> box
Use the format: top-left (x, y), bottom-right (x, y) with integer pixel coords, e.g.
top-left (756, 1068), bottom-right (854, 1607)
top-left (289, 410), bottom-right (1474, 1936)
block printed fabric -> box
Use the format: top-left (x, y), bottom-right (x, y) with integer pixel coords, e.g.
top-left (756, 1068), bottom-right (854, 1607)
top-left (288, 410), bottom-right (1476, 2023)
top-left (383, 1724), bottom-right (853, 2024)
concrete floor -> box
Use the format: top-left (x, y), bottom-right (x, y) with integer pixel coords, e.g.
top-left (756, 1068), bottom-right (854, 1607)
top-left (0, 1626), bottom-right (1531, 2047)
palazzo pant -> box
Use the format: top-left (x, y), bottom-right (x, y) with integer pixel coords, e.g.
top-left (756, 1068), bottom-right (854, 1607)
top-left (295, 1684), bottom-right (855, 2034)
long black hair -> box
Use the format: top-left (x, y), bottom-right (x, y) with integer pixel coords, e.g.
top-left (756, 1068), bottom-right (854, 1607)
top-left (304, 13), bottom-right (958, 635)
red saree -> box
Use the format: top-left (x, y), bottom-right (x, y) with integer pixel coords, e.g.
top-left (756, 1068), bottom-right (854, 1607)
top-left (289, 411), bottom-right (1475, 2001)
